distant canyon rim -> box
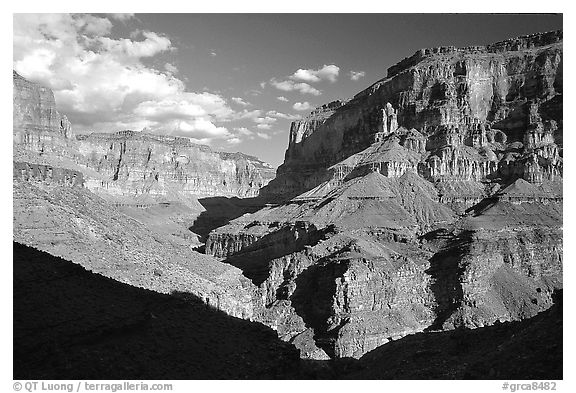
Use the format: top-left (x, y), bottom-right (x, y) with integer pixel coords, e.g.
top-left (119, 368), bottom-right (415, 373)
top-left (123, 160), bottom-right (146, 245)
top-left (13, 30), bottom-right (562, 365)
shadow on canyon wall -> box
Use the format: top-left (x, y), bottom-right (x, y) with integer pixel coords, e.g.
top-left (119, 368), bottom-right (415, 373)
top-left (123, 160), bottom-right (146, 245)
top-left (425, 230), bottom-right (474, 331)
top-left (188, 196), bottom-right (264, 244)
top-left (13, 242), bottom-right (562, 380)
top-left (329, 288), bottom-right (562, 380)
top-left (223, 224), bottom-right (330, 286)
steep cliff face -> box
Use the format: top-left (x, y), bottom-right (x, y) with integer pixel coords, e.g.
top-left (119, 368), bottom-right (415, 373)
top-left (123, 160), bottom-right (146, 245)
top-left (13, 71), bottom-right (73, 139)
top-left (74, 131), bottom-right (275, 200)
top-left (261, 30), bottom-right (562, 201)
top-left (208, 31), bottom-right (563, 359)
top-left (13, 71), bottom-right (275, 202)
top-left (13, 71), bottom-right (74, 159)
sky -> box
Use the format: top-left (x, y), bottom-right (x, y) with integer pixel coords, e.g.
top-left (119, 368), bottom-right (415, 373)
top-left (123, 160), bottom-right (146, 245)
top-left (13, 13), bottom-right (562, 166)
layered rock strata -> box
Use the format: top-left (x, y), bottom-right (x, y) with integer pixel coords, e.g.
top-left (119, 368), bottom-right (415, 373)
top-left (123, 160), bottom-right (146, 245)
top-left (207, 31), bottom-right (563, 359)
top-left (12, 71), bottom-right (268, 319)
top-left (13, 71), bottom-right (275, 202)
top-left (261, 30), bottom-right (562, 201)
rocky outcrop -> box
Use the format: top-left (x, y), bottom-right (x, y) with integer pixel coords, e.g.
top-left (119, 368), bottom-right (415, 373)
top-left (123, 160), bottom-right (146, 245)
top-left (13, 72), bottom-right (276, 202)
top-left (208, 31), bottom-right (563, 360)
top-left (13, 161), bottom-right (84, 187)
top-left (261, 30), bottom-right (562, 201)
top-left (209, 174), bottom-right (562, 358)
top-left (13, 71), bottom-right (73, 140)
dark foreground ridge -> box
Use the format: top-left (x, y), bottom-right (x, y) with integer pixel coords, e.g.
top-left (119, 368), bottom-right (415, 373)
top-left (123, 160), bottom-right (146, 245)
top-left (13, 242), bottom-right (300, 380)
top-left (14, 242), bottom-right (562, 380)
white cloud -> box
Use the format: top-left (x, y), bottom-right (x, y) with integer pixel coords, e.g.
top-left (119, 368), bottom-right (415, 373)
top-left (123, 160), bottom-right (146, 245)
top-left (13, 13), bottom-right (240, 145)
top-left (253, 116), bottom-right (277, 130)
top-left (266, 110), bottom-right (300, 120)
top-left (164, 63), bottom-right (178, 74)
top-left (234, 127), bottom-right (254, 137)
top-left (235, 109), bottom-right (262, 121)
top-left (98, 31), bottom-right (172, 58)
top-left (349, 70), bottom-right (366, 81)
top-left (210, 51), bottom-right (217, 57)
top-left (256, 132), bottom-right (272, 140)
top-left (277, 96), bottom-right (289, 102)
top-left (231, 97), bottom-right (250, 106)
top-left (270, 79), bottom-right (321, 96)
top-left (254, 116), bottom-right (277, 125)
top-left (109, 14), bottom-right (135, 22)
top-left (290, 64), bottom-right (340, 83)
top-left (77, 14), bottom-right (114, 36)
top-left (174, 118), bottom-right (231, 138)
top-left (134, 93), bottom-right (233, 121)
top-left (293, 102), bottom-right (312, 111)
top-left (227, 137), bottom-right (242, 145)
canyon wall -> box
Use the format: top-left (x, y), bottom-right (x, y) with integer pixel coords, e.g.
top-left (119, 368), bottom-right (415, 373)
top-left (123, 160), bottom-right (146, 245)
top-left (74, 131), bottom-right (275, 201)
top-left (12, 71), bottom-right (267, 319)
top-left (13, 71), bottom-right (276, 202)
top-left (208, 31), bottom-right (563, 359)
top-left (261, 30), bottom-right (562, 201)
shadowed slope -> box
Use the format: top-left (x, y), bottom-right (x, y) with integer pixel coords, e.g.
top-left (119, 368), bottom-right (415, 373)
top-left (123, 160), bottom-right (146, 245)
top-left (339, 290), bottom-right (562, 379)
top-left (13, 242), bottom-right (300, 380)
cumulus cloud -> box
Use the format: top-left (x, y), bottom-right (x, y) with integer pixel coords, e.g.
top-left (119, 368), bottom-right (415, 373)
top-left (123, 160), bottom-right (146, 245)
top-left (277, 96), bottom-right (289, 102)
top-left (109, 13), bottom-right (135, 22)
top-left (234, 127), bottom-right (254, 137)
top-left (13, 13), bottom-right (238, 145)
top-left (134, 93), bottom-right (233, 122)
top-left (266, 110), bottom-right (300, 120)
top-left (254, 116), bottom-right (277, 126)
top-left (227, 137), bottom-right (242, 145)
top-left (235, 109), bottom-right (262, 121)
top-left (256, 132), bottom-right (272, 140)
top-left (97, 31), bottom-right (172, 58)
top-left (164, 63), bottom-right (178, 74)
top-left (349, 70), bottom-right (366, 81)
top-left (231, 97), bottom-right (250, 106)
top-left (290, 64), bottom-right (340, 83)
top-left (270, 79), bottom-right (321, 96)
top-left (293, 102), bottom-right (312, 111)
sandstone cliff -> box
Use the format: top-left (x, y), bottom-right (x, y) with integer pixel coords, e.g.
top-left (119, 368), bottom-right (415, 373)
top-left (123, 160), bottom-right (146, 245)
top-left (262, 30), bottom-right (562, 201)
top-left (74, 131), bottom-right (275, 201)
top-left (13, 71), bottom-right (275, 202)
top-left (206, 31), bottom-right (563, 359)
